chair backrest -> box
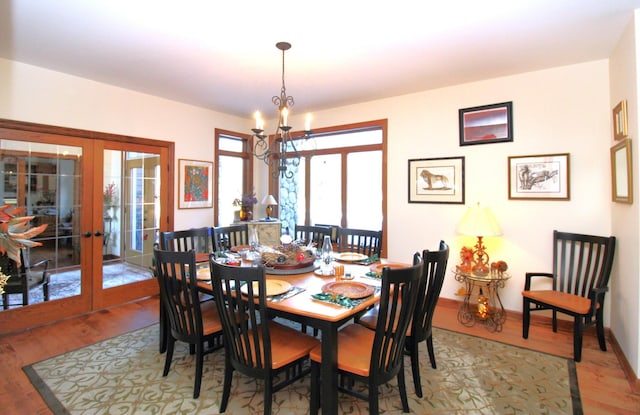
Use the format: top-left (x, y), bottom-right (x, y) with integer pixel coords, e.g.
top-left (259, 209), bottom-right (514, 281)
top-left (315, 223), bottom-right (340, 243)
top-left (337, 227), bottom-right (382, 257)
top-left (294, 224), bottom-right (331, 247)
top-left (212, 224), bottom-right (249, 252)
top-left (154, 249), bottom-right (205, 344)
top-left (412, 241), bottom-right (449, 341)
top-left (552, 230), bottom-right (616, 299)
top-left (210, 260), bottom-right (273, 376)
top-left (371, 252), bottom-right (423, 383)
top-left (159, 227), bottom-right (212, 253)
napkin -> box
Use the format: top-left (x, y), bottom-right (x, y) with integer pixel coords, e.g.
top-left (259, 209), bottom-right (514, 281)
top-left (355, 254), bottom-right (379, 265)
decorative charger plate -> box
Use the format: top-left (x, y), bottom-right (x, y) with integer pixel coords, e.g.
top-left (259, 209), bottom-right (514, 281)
top-left (369, 263), bottom-right (407, 273)
top-left (321, 281), bottom-right (375, 299)
top-left (241, 279), bottom-right (292, 297)
top-left (268, 257), bottom-right (316, 270)
top-left (334, 252), bottom-right (368, 262)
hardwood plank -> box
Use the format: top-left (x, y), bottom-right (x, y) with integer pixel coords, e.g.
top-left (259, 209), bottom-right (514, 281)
top-left (0, 296), bottom-right (638, 414)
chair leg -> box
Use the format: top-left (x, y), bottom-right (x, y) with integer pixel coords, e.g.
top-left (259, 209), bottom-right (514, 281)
top-left (397, 361), bottom-right (410, 413)
top-left (408, 340), bottom-right (423, 398)
top-left (193, 342), bottom-right (204, 399)
top-left (220, 356), bottom-right (233, 412)
top-left (522, 298), bottom-right (530, 339)
top-left (552, 310), bottom-right (558, 332)
top-left (426, 334), bottom-right (437, 369)
top-left (159, 302), bottom-right (167, 353)
top-left (2, 293), bottom-right (7, 310)
top-left (310, 360), bottom-right (320, 415)
top-left (573, 317), bottom-right (583, 362)
top-left (163, 337), bottom-right (175, 376)
top-left (369, 379), bottom-right (380, 415)
top-left (263, 379), bottom-right (273, 415)
top-left (596, 309), bottom-right (607, 352)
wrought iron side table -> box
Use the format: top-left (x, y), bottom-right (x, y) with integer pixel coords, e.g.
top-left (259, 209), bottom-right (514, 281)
top-left (454, 269), bottom-right (510, 332)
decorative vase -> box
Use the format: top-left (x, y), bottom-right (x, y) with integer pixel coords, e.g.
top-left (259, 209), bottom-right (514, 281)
top-left (240, 207), bottom-right (252, 221)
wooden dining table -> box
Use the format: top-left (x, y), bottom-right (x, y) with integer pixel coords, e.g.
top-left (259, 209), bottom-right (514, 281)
top-left (197, 259), bottom-right (395, 415)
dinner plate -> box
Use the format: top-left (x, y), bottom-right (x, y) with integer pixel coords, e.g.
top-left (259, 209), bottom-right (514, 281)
top-left (321, 281), bottom-right (374, 299)
top-left (196, 267), bottom-right (210, 281)
top-left (240, 279), bottom-right (292, 297)
top-left (369, 263), bottom-right (407, 273)
top-left (334, 252), bottom-right (368, 262)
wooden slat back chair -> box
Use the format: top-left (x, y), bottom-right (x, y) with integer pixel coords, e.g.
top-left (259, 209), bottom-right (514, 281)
top-left (309, 253), bottom-right (423, 415)
top-left (1, 249), bottom-right (50, 309)
top-left (212, 223), bottom-right (249, 253)
top-left (337, 227), bottom-right (382, 257)
top-left (159, 227), bottom-right (212, 253)
top-left (294, 224), bottom-right (331, 247)
top-left (210, 260), bottom-right (320, 415)
top-left (522, 230), bottom-right (616, 362)
top-left (153, 249), bottom-right (224, 398)
top-left (315, 223), bottom-right (340, 243)
top-left (157, 227), bottom-right (213, 353)
top-left (359, 241), bottom-right (449, 397)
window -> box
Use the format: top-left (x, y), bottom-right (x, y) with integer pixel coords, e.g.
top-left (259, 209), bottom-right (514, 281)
top-left (275, 120), bottom-right (386, 252)
top-left (215, 129), bottom-right (253, 226)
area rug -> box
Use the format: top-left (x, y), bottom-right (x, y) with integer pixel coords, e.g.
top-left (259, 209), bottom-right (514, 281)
top-left (23, 323), bottom-right (582, 414)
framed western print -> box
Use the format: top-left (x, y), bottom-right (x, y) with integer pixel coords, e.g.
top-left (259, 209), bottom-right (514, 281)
top-left (408, 156), bottom-right (465, 204)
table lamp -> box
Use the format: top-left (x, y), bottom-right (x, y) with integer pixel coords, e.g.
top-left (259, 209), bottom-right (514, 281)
top-left (456, 202), bottom-right (502, 275)
top-left (261, 194), bottom-right (278, 220)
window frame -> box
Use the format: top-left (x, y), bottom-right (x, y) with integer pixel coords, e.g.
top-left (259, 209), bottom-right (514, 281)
top-left (214, 129), bottom-right (253, 226)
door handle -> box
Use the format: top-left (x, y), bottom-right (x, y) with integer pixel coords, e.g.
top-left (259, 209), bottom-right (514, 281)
top-left (94, 231), bottom-right (104, 237)
top-left (83, 232), bottom-right (92, 238)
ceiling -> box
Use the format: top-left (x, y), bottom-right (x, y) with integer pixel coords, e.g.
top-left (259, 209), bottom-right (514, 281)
top-left (1, 1), bottom-right (640, 119)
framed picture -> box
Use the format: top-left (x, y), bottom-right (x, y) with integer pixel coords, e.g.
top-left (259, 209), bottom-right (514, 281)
top-left (613, 100), bottom-right (628, 140)
top-left (178, 159), bottom-right (213, 209)
top-left (408, 156), bottom-right (465, 204)
top-left (610, 139), bottom-right (633, 204)
top-left (508, 153), bottom-right (570, 200)
top-left (459, 101), bottom-right (513, 146)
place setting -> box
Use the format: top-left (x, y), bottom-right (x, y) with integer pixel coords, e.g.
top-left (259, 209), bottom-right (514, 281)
top-left (239, 279), bottom-right (306, 303)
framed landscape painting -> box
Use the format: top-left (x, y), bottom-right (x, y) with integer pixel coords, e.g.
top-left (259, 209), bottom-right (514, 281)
top-left (408, 156), bottom-right (465, 204)
top-left (178, 159), bottom-right (213, 209)
top-left (508, 153), bottom-right (570, 200)
top-left (459, 101), bottom-right (513, 146)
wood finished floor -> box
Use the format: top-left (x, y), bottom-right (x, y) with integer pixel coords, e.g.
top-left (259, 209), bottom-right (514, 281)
top-left (0, 296), bottom-right (638, 414)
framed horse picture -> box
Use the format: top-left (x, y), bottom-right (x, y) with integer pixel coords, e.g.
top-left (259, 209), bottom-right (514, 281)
top-left (408, 156), bottom-right (465, 204)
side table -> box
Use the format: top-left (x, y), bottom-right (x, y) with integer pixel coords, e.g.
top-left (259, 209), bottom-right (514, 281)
top-left (453, 269), bottom-right (510, 332)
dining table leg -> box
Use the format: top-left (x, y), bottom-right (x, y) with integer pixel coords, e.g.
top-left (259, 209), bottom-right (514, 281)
top-left (318, 320), bottom-right (339, 415)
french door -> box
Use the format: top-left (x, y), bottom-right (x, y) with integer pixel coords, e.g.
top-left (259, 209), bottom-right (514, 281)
top-left (0, 120), bottom-right (171, 334)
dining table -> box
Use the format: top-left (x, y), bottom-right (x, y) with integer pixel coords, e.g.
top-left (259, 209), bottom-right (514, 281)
top-left (197, 256), bottom-right (399, 415)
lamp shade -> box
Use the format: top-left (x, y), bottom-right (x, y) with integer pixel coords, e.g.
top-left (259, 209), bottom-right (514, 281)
top-left (261, 194), bottom-right (278, 205)
top-left (456, 203), bottom-right (502, 237)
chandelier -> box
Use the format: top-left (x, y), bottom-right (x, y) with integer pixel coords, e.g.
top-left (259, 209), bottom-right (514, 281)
top-left (251, 42), bottom-right (315, 179)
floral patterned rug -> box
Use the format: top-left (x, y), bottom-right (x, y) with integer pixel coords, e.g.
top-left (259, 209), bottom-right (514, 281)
top-left (23, 322), bottom-right (582, 414)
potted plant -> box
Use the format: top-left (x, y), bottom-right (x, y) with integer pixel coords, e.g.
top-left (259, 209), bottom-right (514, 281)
top-left (232, 191), bottom-right (258, 221)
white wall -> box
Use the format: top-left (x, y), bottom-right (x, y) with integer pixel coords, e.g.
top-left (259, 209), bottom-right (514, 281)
top-left (299, 60), bottom-right (613, 316)
top-left (0, 58), bottom-right (247, 230)
top-left (609, 11), bottom-right (640, 376)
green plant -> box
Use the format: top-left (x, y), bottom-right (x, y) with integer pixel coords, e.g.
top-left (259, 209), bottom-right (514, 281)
top-left (0, 205), bottom-right (48, 266)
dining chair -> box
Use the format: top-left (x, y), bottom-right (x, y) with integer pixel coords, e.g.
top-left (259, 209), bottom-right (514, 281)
top-left (315, 223), bottom-right (340, 243)
top-left (159, 227), bottom-right (213, 253)
top-left (1, 249), bottom-right (50, 309)
top-left (153, 248), bottom-right (224, 398)
top-left (294, 224), bottom-right (331, 247)
top-left (157, 227), bottom-right (214, 353)
top-left (358, 241), bottom-right (450, 397)
top-left (209, 259), bottom-right (320, 415)
top-left (309, 253), bottom-right (423, 415)
top-left (337, 227), bottom-right (382, 257)
top-left (522, 230), bottom-right (616, 362)
top-left (212, 223), bottom-right (249, 252)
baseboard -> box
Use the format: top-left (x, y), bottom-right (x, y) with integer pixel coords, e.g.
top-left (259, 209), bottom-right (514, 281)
top-left (437, 297), bottom-right (640, 395)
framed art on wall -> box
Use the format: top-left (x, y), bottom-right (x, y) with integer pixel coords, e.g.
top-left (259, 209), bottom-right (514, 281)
top-left (408, 156), bottom-right (465, 204)
top-left (610, 138), bottom-right (633, 204)
top-left (178, 159), bottom-right (213, 209)
top-left (459, 101), bottom-right (513, 146)
top-left (508, 153), bottom-right (570, 200)
top-left (612, 100), bottom-right (628, 140)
